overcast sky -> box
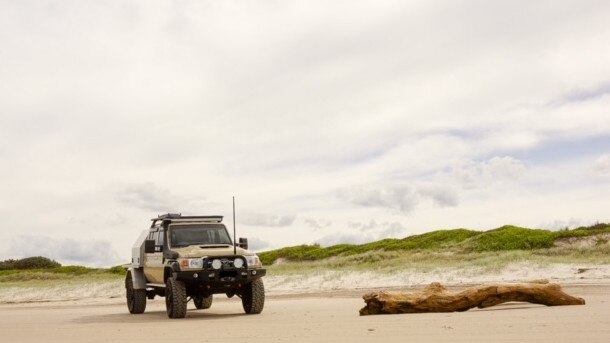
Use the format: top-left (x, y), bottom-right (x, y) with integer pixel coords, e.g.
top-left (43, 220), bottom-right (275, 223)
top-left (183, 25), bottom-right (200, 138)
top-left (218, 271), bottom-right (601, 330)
top-left (1, 0), bottom-right (610, 267)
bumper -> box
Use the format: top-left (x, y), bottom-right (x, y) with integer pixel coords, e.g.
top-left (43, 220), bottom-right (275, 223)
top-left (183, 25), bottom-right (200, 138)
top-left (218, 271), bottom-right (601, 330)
top-left (174, 268), bottom-right (266, 284)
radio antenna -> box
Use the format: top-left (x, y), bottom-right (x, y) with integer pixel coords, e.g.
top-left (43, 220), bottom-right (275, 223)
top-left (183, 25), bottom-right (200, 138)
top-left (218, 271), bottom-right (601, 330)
top-left (233, 196), bottom-right (237, 255)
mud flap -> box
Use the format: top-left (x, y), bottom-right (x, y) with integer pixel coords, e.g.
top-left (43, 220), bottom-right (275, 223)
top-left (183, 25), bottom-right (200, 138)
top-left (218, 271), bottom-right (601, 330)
top-left (130, 267), bottom-right (147, 289)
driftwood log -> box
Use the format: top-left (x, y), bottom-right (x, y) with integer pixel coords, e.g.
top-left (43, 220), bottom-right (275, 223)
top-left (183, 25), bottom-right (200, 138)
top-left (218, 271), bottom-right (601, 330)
top-left (360, 280), bottom-right (585, 315)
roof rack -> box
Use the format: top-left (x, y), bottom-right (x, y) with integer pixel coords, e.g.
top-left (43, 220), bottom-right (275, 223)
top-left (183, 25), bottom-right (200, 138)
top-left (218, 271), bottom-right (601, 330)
top-left (155, 213), bottom-right (182, 220)
top-left (150, 213), bottom-right (224, 227)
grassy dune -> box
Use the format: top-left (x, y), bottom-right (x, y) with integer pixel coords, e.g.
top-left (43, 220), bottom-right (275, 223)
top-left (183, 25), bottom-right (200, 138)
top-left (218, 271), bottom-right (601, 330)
top-left (261, 224), bottom-right (610, 275)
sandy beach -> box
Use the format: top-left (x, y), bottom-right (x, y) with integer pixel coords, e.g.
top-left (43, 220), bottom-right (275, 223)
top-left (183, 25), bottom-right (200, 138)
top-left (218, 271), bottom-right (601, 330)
top-left (1, 282), bottom-right (609, 343)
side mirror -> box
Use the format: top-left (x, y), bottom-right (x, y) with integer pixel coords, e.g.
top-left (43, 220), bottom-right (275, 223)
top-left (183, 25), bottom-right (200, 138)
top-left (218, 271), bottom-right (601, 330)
top-left (238, 238), bottom-right (248, 250)
top-left (144, 240), bottom-right (156, 254)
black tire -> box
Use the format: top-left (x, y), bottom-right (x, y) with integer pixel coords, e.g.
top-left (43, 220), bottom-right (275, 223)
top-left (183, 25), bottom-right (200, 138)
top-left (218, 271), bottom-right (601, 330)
top-left (193, 295), bottom-right (213, 309)
top-left (125, 272), bottom-right (146, 314)
top-left (242, 278), bottom-right (265, 314)
top-left (165, 278), bottom-right (187, 319)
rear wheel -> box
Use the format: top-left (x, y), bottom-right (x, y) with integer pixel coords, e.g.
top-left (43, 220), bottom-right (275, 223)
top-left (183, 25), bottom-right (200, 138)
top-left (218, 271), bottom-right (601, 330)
top-left (194, 295), bottom-right (213, 309)
top-left (242, 278), bottom-right (265, 314)
top-left (125, 272), bottom-right (146, 314)
top-left (165, 278), bottom-right (187, 319)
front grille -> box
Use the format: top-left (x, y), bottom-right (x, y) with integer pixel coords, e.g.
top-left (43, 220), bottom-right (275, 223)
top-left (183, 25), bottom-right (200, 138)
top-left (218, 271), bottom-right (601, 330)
top-left (205, 256), bottom-right (245, 270)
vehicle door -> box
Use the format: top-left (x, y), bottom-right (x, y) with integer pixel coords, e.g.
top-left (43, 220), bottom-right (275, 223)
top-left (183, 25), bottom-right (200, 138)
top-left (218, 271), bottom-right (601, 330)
top-left (143, 226), bottom-right (165, 284)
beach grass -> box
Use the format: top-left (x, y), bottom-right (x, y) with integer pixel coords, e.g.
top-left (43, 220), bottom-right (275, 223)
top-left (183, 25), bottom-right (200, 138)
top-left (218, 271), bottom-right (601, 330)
top-left (265, 244), bottom-right (610, 276)
top-left (259, 223), bottom-right (610, 265)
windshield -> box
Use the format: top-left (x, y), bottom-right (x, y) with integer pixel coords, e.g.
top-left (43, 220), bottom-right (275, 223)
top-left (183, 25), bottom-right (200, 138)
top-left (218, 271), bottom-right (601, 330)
top-left (169, 224), bottom-right (233, 248)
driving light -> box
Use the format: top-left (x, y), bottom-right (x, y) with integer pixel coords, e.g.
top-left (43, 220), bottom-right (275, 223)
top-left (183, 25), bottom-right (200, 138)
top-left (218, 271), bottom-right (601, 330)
top-left (211, 259), bottom-right (222, 270)
top-left (233, 258), bottom-right (244, 268)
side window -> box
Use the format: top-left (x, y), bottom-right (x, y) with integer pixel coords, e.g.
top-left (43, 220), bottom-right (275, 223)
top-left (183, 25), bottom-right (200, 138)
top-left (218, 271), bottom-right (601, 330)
top-left (158, 229), bottom-right (165, 246)
top-left (151, 231), bottom-right (161, 253)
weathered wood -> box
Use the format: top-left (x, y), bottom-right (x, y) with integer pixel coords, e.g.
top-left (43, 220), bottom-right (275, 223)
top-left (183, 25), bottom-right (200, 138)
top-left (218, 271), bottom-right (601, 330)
top-left (360, 280), bottom-right (585, 315)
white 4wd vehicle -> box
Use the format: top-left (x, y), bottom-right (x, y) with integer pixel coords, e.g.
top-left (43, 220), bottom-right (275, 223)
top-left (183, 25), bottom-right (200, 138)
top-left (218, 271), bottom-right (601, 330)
top-left (126, 214), bottom-right (266, 318)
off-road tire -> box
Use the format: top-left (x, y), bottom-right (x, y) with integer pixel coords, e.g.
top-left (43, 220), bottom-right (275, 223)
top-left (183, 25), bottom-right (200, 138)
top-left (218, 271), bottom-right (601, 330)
top-left (193, 295), bottom-right (213, 309)
top-left (125, 272), bottom-right (146, 314)
top-left (165, 278), bottom-right (187, 319)
top-left (242, 278), bottom-right (265, 314)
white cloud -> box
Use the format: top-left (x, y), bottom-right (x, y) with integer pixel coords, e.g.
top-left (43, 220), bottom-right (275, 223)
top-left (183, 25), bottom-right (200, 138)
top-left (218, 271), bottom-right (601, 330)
top-left (593, 155), bottom-right (610, 174)
top-left (452, 156), bottom-right (527, 189)
top-left (239, 213), bottom-right (297, 227)
top-left (303, 218), bottom-right (332, 229)
top-left (113, 182), bottom-right (182, 212)
top-left (338, 186), bottom-right (418, 213)
top-left (348, 220), bottom-right (381, 231)
top-left (417, 185), bottom-right (459, 207)
top-left (1, 1), bottom-right (610, 263)
top-left (338, 184), bottom-right (459, 213)
top-left (378, 222), bottom-right (407, 239)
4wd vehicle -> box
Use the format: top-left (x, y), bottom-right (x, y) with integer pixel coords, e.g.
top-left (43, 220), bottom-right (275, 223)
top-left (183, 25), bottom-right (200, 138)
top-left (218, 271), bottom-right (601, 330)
top-left (126, 213), bottom-right (266, 319)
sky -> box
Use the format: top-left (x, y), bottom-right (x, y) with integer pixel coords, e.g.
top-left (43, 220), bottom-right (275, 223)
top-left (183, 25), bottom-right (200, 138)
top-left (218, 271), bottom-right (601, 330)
top-left (1, 0), bottom-right (610, 267)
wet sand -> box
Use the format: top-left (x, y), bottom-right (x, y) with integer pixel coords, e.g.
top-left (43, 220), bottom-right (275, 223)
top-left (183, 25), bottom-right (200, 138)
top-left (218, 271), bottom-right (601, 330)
top-left (1, 284), bottom-right (609, 342)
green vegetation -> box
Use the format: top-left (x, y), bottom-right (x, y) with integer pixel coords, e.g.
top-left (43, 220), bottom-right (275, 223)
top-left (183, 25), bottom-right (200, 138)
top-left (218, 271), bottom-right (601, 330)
top-left (258, 229), bottom-right (479, 265)
top-left (0, 256), bottom-right (61, 270)
top-left (0, 261), bottom-right (127, 284)
top-left (259, 223), bottom-right (610, 265)
top-left (465, 225), bottom-right (557, 252)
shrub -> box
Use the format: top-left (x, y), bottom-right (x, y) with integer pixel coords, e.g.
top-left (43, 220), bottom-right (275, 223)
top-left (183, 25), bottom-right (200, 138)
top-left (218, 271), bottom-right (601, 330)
top-left (0, 259), bottom-right (17, 270)
top-left (468, 226), bottom-right (556, 252)
top-left (108, 265), bottom-right (128, 275)
top-left (11, 256), bottom-right (61, 270)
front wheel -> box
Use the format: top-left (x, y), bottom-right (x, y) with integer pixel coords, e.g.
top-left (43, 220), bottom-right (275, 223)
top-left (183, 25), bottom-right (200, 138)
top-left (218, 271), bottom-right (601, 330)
top-left (165, 278), bottom-right (187, 319)
top-left (194, 295), bottom-right (213, 309)
top-left (242, 278), bottom-right (265, 314)
top-left (125, 272), bottom-right (146, 314)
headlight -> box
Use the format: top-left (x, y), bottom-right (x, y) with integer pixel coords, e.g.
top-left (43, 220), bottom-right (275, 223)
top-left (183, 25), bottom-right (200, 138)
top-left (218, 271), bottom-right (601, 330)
top-left (233, 258), bottom-right (244, 269)
top-left (211, 259), bottom-right (222, 270)
top-left (245, 255), bottom-right (262, 269)
top-left (179, 258), bottom-right (203, 269)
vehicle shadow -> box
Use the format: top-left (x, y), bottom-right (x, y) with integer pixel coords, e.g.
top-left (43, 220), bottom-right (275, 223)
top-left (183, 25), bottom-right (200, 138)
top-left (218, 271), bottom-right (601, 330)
top-left (73, 309), bottom-right (244, 324)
